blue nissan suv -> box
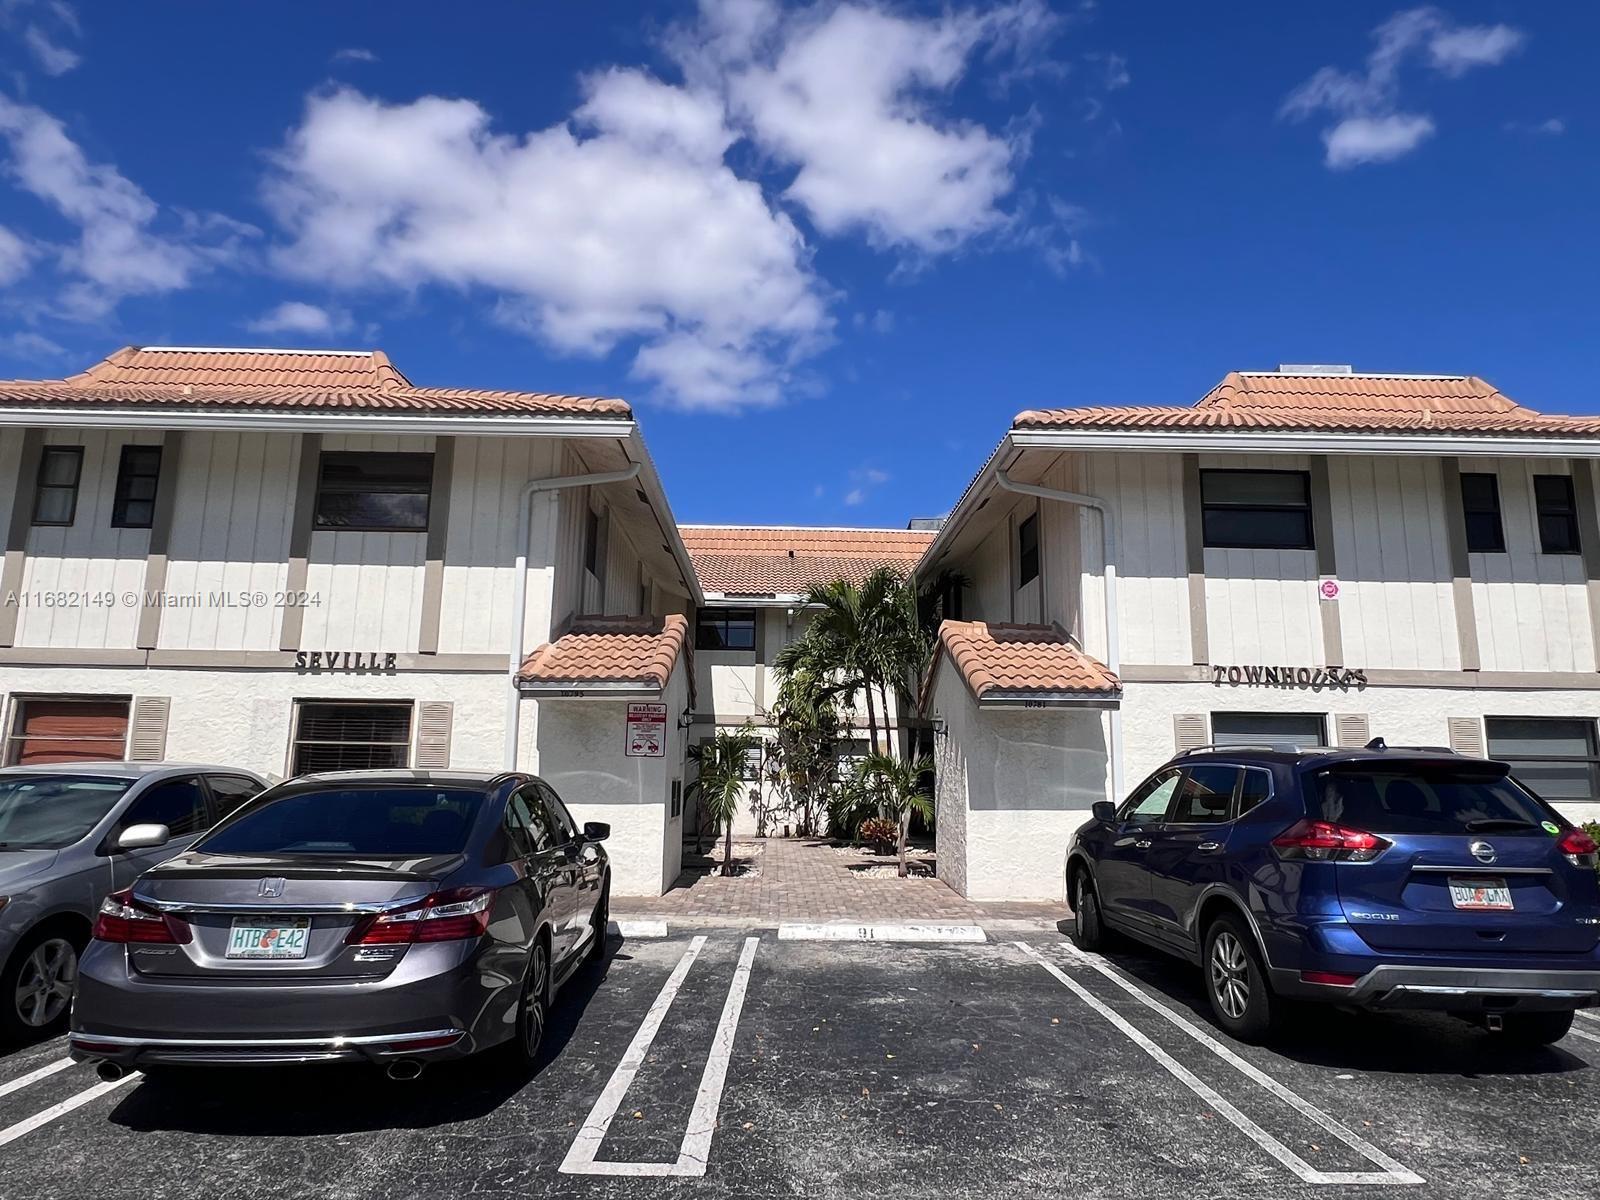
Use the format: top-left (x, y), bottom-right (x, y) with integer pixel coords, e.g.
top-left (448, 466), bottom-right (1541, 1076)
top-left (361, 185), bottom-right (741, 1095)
top-left (1066, 740), bottom-right (1600, 1045)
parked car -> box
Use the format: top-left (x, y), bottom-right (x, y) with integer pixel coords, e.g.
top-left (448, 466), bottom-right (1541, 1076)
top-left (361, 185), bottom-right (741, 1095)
top-left (1066, 740), bottom-right (1600, 1045)
top-left (0, 762), bottom-right (268, 1040)
top-left (69, 770), bottom-right (611, 1079)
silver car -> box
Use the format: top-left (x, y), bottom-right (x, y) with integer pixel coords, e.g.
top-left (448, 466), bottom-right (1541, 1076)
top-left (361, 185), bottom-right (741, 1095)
top-left (0, 762), bottom-right (268, 1040)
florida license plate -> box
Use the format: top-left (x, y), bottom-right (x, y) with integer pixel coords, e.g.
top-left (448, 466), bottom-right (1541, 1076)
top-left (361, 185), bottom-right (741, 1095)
top-left (1448, 878), bottom-right (1513, 911)
top-left (225, 916), bottom-right (311, 959)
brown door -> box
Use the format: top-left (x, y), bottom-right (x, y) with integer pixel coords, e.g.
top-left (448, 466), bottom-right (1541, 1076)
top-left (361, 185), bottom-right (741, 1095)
top-left (9, 699), bottom-right (130, 765)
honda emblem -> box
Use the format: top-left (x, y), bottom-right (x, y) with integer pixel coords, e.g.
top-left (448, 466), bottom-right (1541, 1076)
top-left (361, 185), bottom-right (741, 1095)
top-left (258, 877), bottom-right (286, 898)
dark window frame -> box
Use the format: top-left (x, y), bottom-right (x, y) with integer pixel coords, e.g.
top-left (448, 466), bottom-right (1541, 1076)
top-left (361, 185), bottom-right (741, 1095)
top-left (117, 774), bottom-right (209, 839)
top-left (695, 607), bottom-right (758, 652)
top-left (1018, 512), bottom-right (1040, 587)
top-left (312, 451), bottom-right (434, 533)
top-left (1533, 474), bottom-right (1581, 556)
top-left (31, 446), bottom-right (84, 527)
top-left (111, 444), bottom-right (164, 530)
top-left (1459, 472), bottom-right (1506, 554)
top-left (1485, 716), bottom-right (1600, 803)
top-left (290, 699), bottom-right (414, 775)
top-left (1199, 468), bottom-right (1314, 551)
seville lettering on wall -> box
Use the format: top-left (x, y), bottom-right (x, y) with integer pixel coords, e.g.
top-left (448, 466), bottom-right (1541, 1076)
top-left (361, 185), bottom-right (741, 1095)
top-left (1211, 664), bottom-right (1367, 691)
top-left (295, 650), bottom-right (399, 672)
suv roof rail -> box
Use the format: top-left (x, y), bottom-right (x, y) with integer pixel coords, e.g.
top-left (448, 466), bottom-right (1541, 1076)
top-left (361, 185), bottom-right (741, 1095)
top-left (1175, 743), bottom-right (1293, 756)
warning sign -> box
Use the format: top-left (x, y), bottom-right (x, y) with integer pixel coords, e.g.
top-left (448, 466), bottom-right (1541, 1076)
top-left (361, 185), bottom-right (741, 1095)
top-left (626, 702), bottom-right (668, 758)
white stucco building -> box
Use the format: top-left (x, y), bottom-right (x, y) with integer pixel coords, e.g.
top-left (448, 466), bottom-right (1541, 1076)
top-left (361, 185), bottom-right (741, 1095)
top-left (0, 346), bottom-right (701, 895)
top-left (920, 367), bottom-right (1600, 901)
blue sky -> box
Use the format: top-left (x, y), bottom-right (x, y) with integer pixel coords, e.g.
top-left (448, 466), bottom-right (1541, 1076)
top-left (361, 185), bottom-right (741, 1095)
top-left (0, 2), bottom-right (1592, 527)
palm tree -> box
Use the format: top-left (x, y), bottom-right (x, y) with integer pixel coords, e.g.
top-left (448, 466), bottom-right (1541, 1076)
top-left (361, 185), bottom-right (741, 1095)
top-left (685, 727), bottom-right (761, 875)
top-left (855, 752), bottom-right (935, 877)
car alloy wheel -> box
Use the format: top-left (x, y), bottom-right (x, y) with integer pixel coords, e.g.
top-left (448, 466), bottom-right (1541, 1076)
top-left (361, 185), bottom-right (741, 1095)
top-left (15, 937), bottom-right (76, 1029)
top-left (1208, 930), bottom-right (1250, 1021)
top-left (523, 942), bottom-right (549, 1060)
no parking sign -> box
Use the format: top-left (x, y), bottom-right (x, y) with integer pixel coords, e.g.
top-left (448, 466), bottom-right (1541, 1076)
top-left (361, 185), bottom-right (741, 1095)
top-left (625, 702), bottom-right (667, 757)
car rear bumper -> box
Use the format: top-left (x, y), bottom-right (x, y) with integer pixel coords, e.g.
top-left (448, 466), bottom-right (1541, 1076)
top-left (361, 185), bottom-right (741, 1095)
top-left (68, 1027), bottom-right (469, 1067)
top-left (1275, 963), bottom-right (1600, 1012)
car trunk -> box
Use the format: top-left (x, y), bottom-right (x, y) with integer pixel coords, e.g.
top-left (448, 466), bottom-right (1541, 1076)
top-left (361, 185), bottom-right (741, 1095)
top-left (130, 851), bottom-right (463, 979)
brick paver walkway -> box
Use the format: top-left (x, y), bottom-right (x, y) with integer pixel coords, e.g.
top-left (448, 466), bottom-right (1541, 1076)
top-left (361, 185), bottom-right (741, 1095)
top-left (613, 837), bottom-right (1064, 924)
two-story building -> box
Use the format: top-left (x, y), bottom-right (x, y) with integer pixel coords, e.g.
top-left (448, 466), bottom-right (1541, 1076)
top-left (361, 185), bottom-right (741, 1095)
top-left (0, 346), bottom-right (702, 896)
top-left (920, 367), bottom-right (1600, 900)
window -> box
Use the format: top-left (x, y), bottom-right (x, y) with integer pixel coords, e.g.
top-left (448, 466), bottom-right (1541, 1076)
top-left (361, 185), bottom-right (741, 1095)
top-left (1119, 769), bottom-right (1181, 824)
top-left (1459, 473), bottom-right (1505, 553)
top-left (1211, 712), bottom-right (1326, 752)
top-left (1312, 765), bottom-right (1552, 836)
top-left (1534, 475), bottom-right (1581, 555)
top-left (313, 452), bottom-right (433, 532)
top-left (4, 698), bottom-right (129, 765)
top-left (739, 744), bottom-right (764, 782)
top-left (1199, 470), bottom-right (1313, 550)
top-left (31, 446), bottom-right (83, 527)
top-left (1237, 768), bottom-right (1272, 817)
top-left (0, 775), bottom-right (132, 849)
top-left (1485, 717), bottom-right (1600, 803)
top-left (671, 779), bottom-right (682, 819)
top-left (205, 775), bottom-right (262, 820)
top-left (696, 608), bottom-right (757, 651)
top-left (1018, 513), bottom-right (1040, 586)
top-left (1169, 765), bottom-right (1239, 824)
top-left (119, 776), bottom-right (208, 839)
top-left (111, 445), bottom-right (163, 529)
top-left (517, 785), bottom-right (561, 851)
top-left (201, 787), bottom-right (483, 856)
top-left (537, 781), bottom-right (579, 842)
top-left (291, 701), bottom-right (413, 774)
top-left (504, 790), bottom-right (542, 856)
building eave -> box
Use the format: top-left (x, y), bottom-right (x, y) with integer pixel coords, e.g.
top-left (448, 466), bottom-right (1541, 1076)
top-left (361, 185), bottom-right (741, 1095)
top-left (0, 406), bottom-right (635, 439)
top-left (1007, 427), bottom-right (1600, 458)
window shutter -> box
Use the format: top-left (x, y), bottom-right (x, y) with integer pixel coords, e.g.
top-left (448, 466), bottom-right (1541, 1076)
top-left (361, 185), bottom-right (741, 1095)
top-left (414, 701), bottom-right (454, 769)
top-left (1447, 716), bottom-right (1485, 758)
top-left (1173, 713), bottom-right (1209, 752)
top-left (1335, 713), bottom-right (1370, 747)
top-left (128, 696), bottom-right (170, 761)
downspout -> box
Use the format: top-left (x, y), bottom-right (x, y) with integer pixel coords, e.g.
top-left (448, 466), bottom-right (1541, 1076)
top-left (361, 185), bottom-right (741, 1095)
top-left (504, 461), bottom-right (643, 769)
top-left (994, 469), bottom-right (1124, 804)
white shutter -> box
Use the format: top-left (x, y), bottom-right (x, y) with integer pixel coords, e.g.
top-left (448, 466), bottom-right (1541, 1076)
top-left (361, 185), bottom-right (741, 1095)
top-left (1335, 713), bottom-right (1370, 748)
top-left (1447, 716), bottom-right (1485, 758)
top-left (1173, 713), bottom-right (1209, 752)
top-left (128, 696), bottom-right (170, 761)
top-left (414, 701), bottom-right (454, 769)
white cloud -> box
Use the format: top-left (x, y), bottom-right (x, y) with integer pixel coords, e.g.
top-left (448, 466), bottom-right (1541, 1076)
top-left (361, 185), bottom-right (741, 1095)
top-left (1282, 7), bottom-right (1524, 169)
top-left (23, 24), bottom-right (79, 74)
top-left (842, 463), bottom-right (890, 505)
top-left (262, 82), bottom-right (828, 412)
top-left (246, 300), bottom-right (350, 337)
top-left (843, 487), bottom-right (867, 506)
top-left (0, 329), bottom-right (68, 362)
top-left (0, 95), bottom-right (253, 317)
top-left (0, 223), bottom-right (32, 284)
top-left (331, 47), bottom-right (378, 64)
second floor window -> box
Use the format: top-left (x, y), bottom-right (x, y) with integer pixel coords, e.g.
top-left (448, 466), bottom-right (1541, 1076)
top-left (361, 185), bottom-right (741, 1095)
top-left (1534, 474), bottom-right (1581, 555)
top-left (1199, 469), bottom-right (1313, 550)
top-left (1459, 472), bottom-right (1506, 553)
top-left (31, 446), bottom-right (83, 527)
top-left (314, 452), bottom-right (433, 532)
top-left (112, 445), bottom-right (163, 529)
top-left (696, 608), bottom-right (757, 651)
top-left (1018, 513), bottom-right (1040, 586)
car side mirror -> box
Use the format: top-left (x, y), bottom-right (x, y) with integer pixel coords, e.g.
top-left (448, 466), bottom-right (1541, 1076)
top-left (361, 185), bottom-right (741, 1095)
top-left (1091, 801), bottom-right (1116, 825)
top-left (583, 821), bottom-right (610, 843)
top-left (117, 823), bottom-right (171, 851)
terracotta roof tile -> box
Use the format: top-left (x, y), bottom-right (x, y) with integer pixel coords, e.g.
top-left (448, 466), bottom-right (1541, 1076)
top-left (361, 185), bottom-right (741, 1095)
top-left (0, 347), bottom-right (631, 419)
top-left (681, 526), bottom-right (935, 594)
top-left (1014, 372), bottom-right (1600, 436)
top-left (517, 614), bottom-right (689, 691)
top-left (931, 620), bottom-right (1120, 703)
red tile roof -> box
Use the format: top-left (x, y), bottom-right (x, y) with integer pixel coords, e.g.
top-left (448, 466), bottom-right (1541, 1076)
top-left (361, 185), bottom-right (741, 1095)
top-left (681, 526), bottom-right (936, 595)
top-left (517, 615), bottom-right (690, 692)
top-left (1014, 372), bottom-right (1600, 436)
top-left (929, 621), bottom-right (1120, 705)
top-left (0, 347), bottom-right (631, 418)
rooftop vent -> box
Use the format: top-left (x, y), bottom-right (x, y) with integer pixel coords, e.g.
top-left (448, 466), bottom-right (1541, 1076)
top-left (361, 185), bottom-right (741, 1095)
top-left (1278, 364), bottom-right (1354, 375)
top-left (907, 516), bottom-right (946, 531)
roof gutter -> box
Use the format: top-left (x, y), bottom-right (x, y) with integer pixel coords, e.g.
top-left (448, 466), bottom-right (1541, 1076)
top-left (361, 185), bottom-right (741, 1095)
top-left (1009, 427), bottom-right (1600, 459)
top-left (0, 407), bottom-right (632, 438)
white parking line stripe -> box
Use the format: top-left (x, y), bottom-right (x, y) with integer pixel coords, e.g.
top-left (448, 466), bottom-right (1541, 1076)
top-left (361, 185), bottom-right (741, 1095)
top-left (676, 937), bottom-right (760, 1175)
top-left (1567, 1024), bottom-right (1600, 1047)
top-left (0, 1074), bottom-right (138, 1148)
top-left (1015, 942), bottom-right (1421, 1187)
top-left (561, 935), bottom-right (708, 1177)
top-left (1575, 1009), bottom-right (1600, 1026)
top-left (610, 920), bottom-right (668, 939)
top-left (778, 923), bottom-right (986, 943)
top-left (0, 1059), bottom-right (74, 1101)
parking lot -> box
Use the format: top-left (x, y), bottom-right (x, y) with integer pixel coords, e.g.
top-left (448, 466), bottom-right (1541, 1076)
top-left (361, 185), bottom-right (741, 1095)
top-left (0, 928), bottom-right (1597, 1200)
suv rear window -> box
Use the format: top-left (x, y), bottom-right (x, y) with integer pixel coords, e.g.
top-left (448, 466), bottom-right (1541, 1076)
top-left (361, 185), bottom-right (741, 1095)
top-left (200, 787), bottom-right (483, 856)
top-left (1310, 765), bottom-right (1553, 836)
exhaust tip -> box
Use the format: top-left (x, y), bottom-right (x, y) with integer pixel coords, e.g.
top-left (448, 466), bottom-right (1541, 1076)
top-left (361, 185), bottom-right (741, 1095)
top-left (386, 1058), bottom-right (424, 1081)
top-left (95, 1062), bottom-right (127, 1083)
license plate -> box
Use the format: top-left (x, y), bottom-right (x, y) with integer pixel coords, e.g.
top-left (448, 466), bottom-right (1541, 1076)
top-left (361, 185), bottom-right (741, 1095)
top-left (225, 916), bottom-right (311, 959)
top-left (1448, 878), bottom-right (1514, 911)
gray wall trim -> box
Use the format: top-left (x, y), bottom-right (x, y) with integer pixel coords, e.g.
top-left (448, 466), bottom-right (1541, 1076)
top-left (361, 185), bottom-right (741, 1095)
top-left (1571, 458), bottom-right (1600, 672)
top-left (277, 434), bottom-right (322, 651)
top-left (0, 428), bottom-right (45, 648)
top-left (136, 431), bottom-right (184, 650)
top-left (1438, 457), bottom-right (1482, 672)
top-left (1308, 455), bottom-right (1343, 666)
top-left (0, 648), bottom-right (505, 672)
top-left (416, 436), bottom-right (454, 655)
top-left (1180, 453), bottom-right (1208, 665)
top-left (1121, 662), bottom-right (1600, 691)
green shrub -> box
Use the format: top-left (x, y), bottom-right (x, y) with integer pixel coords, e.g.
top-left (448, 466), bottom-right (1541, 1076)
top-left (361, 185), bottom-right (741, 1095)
top-left (1584, 822), bottom-right (1600, 874)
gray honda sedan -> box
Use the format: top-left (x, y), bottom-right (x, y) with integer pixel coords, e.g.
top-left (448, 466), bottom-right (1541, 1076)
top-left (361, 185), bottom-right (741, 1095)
top-left (70, 770), bottom-right (611, 1079)
top-left (0, 762), bottom-right (268, 1041)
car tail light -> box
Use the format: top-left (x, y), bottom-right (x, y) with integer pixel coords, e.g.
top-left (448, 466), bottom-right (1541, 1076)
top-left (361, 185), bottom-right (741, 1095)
top-left (1557, 827), bottom-right (1599, 868)
top-left (92, 889), bottom-right (191, 944)
top-left (1301, 970), bottom-right (1361, 987)
top-left (1271, 819), bottom-right (1391, 864)
top-left (347, 887), bottom-right (495, 946)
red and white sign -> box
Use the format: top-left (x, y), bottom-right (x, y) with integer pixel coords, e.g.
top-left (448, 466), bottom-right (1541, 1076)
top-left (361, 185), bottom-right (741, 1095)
top-left (1318, 577), bottom-right (1341, 601)
top-left (625, 702), bottom-right (667, 758)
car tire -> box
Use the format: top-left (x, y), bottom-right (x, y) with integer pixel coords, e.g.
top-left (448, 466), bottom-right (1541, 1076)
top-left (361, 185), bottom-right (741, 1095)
top-left (1202, 914), bottom-right (1278, 1044)
top-left (1070, 871), bottom-right (1110, 952)
top-left (587, 880), bottom-right (610, 968)
top-left (0, 926), bottom-right (83, 1043)
top-left (504, 938), bottom-right (550, 1070)
top-left (1495, 1010), bottom-right (1574, 1047)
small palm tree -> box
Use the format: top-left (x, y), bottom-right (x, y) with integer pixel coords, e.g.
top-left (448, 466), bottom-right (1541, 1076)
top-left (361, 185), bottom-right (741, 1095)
top-left (686, 727), bottom-right (761, 876)
top-left (855, 752), bottom-right (935, 877)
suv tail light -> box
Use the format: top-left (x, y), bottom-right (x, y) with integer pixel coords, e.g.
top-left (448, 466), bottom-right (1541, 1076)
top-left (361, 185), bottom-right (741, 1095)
top-left (1557, 826), bottom-right (1599, 868)
top-left (347, 887), bottom-right (496, 946)
top-left (93, 889), bottom-right (191, 944)
top-left (1271, 819), bottom-right (1391, 864)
